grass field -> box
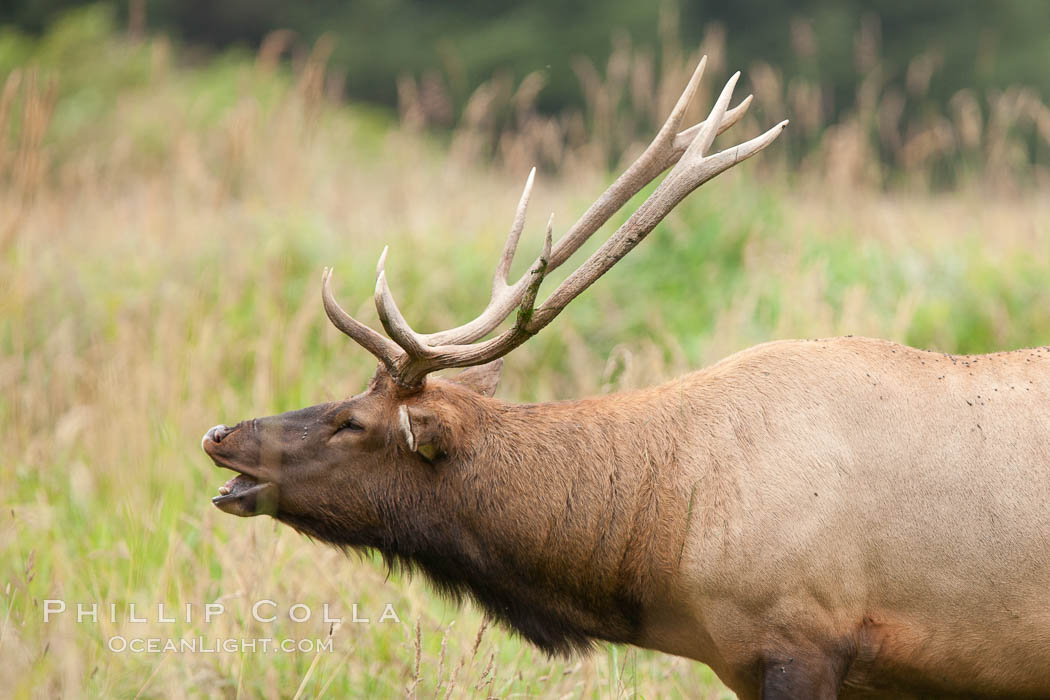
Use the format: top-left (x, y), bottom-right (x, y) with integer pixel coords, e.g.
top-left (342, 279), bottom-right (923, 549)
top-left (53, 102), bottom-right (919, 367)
top-left (4, 10), bottom-right (1050, 699)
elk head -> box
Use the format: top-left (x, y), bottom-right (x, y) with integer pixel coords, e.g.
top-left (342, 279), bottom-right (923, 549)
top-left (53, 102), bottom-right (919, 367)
top-left (201, 359), bottom-right (503, 548)
top-left (202, 56), bottom-right (787, 549)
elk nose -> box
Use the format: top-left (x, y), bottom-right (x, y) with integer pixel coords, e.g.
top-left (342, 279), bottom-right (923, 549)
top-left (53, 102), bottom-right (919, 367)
top-left (202, 424), bottom-right (232, 450)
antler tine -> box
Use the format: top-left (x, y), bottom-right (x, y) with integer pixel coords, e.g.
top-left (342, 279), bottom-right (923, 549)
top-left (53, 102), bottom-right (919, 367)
top-left (373, 248), bottom-right (432, 359)
top-left (494, 167), bottom-right (536, 291)
top-left (699, 119), bottom-right (790, 177)
top-left (657, 55), bottom-right (708, 141)
top-left (688, 71), bottom-right (740, 161)
top-left (375, 245), bottom-right (388, 278)
top-left (515, 213), bottom-right (554, 329)
top-left (672, 93), bottom-right (752, 156)
top-left (321, 267), bottom-right (404, 370)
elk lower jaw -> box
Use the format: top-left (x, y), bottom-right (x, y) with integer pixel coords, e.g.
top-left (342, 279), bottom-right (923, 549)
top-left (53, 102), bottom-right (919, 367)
top-left (212, 474), bottom-right (278, 517)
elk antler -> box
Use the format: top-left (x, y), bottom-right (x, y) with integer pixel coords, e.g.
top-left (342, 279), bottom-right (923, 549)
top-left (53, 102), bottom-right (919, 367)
top-left (323, 55), bottom-right (788, 389)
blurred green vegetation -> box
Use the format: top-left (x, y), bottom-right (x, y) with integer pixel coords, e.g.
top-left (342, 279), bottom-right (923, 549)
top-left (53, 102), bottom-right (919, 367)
top-left (4, 8), bottom-right (1050, 698)
top-left (6, 2), bottom-right (1050, 185)
top-left (5, 0), bottom-right (1050, 114)
top-left (6, 0), bottom-right (1050, 184)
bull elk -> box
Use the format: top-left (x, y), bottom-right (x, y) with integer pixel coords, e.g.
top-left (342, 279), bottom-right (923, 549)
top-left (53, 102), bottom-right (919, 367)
top-left (202, 56), bottom-right (1050, 698)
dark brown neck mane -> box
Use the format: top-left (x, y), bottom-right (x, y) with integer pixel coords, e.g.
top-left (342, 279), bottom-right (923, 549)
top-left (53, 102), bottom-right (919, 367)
top-left (284, 386), bottom-right (692, 654)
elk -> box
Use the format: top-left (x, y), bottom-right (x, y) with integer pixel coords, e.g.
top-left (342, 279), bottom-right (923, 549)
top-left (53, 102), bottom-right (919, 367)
top-left (202, 57), bottom-right (1050, 699)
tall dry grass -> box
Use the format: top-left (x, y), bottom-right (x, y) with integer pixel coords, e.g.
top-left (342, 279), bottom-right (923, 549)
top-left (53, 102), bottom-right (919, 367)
top-left (399, 12), bottom-right (1050, 192)
top-left (3, 8), bottom-right (1050, 698)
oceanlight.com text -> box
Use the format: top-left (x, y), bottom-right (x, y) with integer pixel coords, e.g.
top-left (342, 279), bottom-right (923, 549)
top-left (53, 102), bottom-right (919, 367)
top-left (107, 636), bottom-right (336, 654)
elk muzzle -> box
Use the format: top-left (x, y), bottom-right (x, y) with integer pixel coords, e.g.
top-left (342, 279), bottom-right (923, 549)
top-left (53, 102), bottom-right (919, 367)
top-left (201, 421), bottom-right (279, 517)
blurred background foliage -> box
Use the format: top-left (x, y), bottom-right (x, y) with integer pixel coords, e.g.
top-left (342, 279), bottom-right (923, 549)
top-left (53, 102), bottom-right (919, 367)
top-left (6, 0), bottom-right (1050, 111)
top-left (3, 0), bottom-right (1050, 186)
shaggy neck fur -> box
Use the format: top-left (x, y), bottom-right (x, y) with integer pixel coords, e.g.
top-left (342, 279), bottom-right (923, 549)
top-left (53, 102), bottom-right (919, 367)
top-left (424, 387), bottom-right (690, 653)
top-left (291, 383), bottom-right (695, 655)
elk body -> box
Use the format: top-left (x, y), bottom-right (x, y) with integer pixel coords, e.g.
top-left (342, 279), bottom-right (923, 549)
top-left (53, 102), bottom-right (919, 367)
top-left (202, 59), bottom-right (1050, 698)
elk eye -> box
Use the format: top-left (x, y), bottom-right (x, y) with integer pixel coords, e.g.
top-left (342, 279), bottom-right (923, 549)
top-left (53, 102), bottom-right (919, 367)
top-left (337, 418), bottom-right (365, 433)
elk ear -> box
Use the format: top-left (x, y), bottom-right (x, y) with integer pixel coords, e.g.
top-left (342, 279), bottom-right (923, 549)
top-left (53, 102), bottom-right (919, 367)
top-left (398, 405), bottom-right (446, 462)
top-left (448, 359), bottom-right (503, 397)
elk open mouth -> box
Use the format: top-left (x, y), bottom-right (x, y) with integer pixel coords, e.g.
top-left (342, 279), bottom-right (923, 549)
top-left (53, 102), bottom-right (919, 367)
top-left (212, 473), bottom-right (278, 517)
top-left (203, 424), bottom-right (278, 518)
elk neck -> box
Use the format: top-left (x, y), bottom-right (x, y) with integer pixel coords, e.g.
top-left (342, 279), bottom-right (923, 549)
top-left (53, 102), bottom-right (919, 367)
top-left (391, 381), bottom-right (703, 655)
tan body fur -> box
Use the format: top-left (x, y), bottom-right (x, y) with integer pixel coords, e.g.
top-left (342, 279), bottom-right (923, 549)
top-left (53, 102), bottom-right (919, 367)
top-left (418, 336), bottom-right (1048, 698)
